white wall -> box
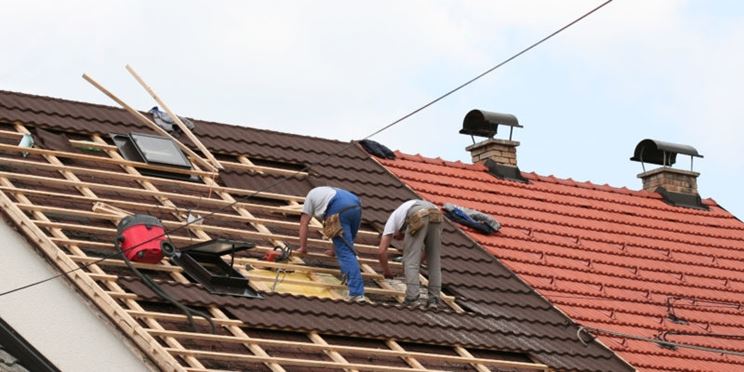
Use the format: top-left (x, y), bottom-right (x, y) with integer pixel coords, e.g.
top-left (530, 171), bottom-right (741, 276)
top-left (0, 216), bottom-right (152, 372)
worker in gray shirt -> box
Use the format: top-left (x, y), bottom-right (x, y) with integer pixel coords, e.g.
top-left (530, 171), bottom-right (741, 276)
top-left (297, 186), bottom-right (365, 302)
top-left (378, 199), bottom-right (443, 308)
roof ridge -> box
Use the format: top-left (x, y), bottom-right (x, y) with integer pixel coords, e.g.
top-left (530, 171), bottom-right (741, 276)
top-left (392, 150), bottom-right (720, 207)
top-left (0, 89), bottom-right (349, 146)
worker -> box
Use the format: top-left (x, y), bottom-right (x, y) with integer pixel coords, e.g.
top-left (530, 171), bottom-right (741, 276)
top-left (297, 186), bottom-right (365, 302)
top-left (378, 200), bottom-right (443, 309)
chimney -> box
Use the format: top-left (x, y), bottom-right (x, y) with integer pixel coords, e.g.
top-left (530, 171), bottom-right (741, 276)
top-left (466, 138), bottom-right (519, 166)
top-left (460, 109), bottom-right (521, 166)
top-left (460, 109), bottom-right (527, 183)
top-left (630, 139), bottom-right (707, 209)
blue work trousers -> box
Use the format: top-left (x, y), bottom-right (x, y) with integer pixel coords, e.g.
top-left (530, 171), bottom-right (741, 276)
top-left (324, 190), bottom-right (363, 296)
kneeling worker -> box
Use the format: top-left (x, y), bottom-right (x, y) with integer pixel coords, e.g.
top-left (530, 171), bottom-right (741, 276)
top-left (378, 200), bottom-right (443, 308)
top-left (297, 186), bottom-right (365, 302)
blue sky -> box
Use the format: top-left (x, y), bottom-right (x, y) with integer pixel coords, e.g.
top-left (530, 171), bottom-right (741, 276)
top-left (2, 1), bottom-right (744, 219)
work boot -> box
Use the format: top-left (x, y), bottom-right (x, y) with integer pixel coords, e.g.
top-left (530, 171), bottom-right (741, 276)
top-left (427, 296), bottom-right (440, 310)
top-left (401, 295), bottom-right (420, 307)
top-left (348, 295), bottom-right (367, 303)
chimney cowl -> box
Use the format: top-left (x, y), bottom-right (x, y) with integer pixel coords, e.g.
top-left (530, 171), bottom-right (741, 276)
top-left (631, 138), bottom-right (707, 209)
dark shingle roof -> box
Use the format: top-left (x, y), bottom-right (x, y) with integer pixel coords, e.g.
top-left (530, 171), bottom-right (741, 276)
top-left (0, 89), bottom-right (633, 371)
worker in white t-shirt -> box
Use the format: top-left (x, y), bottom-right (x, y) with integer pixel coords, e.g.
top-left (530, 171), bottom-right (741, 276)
top-left (297, 186), bottom-right (365, 302)
top-left (378, 199), bottom-right (443, 309)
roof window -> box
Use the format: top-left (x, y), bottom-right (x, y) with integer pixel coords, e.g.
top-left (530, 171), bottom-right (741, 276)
top-left (168, 238), bottom-right (261, 298)
top-left (113, 133), bottom-right (191, 168)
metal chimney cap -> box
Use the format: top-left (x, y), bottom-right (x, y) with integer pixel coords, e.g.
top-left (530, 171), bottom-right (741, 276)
top-left (630, 139), bottom-right (703, 166)
top-left (460, 110), bottom-right (521, 139)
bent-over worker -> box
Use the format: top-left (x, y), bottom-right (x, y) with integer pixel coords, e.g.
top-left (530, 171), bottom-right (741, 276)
top-left (378, 199), bottom-right (443, 308)
top-left (297, 186), bottom-right (365, 301)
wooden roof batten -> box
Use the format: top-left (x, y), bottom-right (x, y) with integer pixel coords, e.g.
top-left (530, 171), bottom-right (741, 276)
top-left (0, 89), bottom-right (550, 371)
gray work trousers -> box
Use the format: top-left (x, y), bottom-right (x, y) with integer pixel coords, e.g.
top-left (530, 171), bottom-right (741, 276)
top-left (402, 201), bottom-right (442, 300)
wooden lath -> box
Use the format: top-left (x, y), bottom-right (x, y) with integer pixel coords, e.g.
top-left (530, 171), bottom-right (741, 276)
top-left (0, 124), bottom-right (553, 372)
top-left (147, 329), bottom-right (549, 371)
top-left (1, 128), bottom-right (306, 178)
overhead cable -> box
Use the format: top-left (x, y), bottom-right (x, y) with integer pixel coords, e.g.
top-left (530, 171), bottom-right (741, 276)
top-left (0, 0), bottom-right (614, 299)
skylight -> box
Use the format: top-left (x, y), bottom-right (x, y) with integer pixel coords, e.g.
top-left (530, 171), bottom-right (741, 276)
top-left (112, 133), bottom-right (191, 168)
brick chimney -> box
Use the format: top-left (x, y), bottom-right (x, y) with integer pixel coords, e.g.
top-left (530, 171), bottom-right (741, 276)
top-left (459, 109), bottom-right (521, 166)
top-left (630, 139), bottom-right (706, 209)
top-left (466, 138), bottom-right (519, 166)
top-left (638, 167), bottom-right (699, 195)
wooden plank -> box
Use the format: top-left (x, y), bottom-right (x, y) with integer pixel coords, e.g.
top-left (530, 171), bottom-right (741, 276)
top-left (0, 156), bottom-right (303, 203)
top-left (150, 330), bottom-right (549, 370)
top-left (243, 273), bottom-right (404, 297)
top-left (69, 139), bottom-right (118, 151)
top-left (0, 142), bottom-right (216, 178)
top-left (91, 133), bottom-right (284, 372)
top-left (2, 124), bottom-right (199, 370)
top-left (308, 332), bottom-right (358, 372)
top-left (127, 310), bottom-right (243, 326)
top-left (164, 348), bottom-right (441, 372)
top-left (224, 158), bottom-right (308, 178)
top-left (454, 346), bottom-right (491, 372)
top-left (68, 254), bottom-right (182, 272)
top-left (12, 126), bottom-right (204, 370)
top-left (69, 139), bottom-right (307, 178)
top-left (386, 340), bottom-right (425, 370)
top-left (0, 184), bottom-right (304, 218)
top-left (239, 258), bottom-right (384, 280)
top-left (0, 171), bottom-right (304, 211)
top-left (82, 72), bottom-right (218, 173)
top-left (125, 64), bottom-right (223, 171)
top-left (30, 216), bottom-right (384, 253)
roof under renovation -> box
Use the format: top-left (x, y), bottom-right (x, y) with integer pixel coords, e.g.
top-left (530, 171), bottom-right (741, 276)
top-left (380, 151), bottom-right (744, 372)
top-left (0, 90), bottom-right (633, 371)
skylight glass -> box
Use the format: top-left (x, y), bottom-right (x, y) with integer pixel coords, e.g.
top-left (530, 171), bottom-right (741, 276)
top-left (130, 133), bottom-right (191, 168)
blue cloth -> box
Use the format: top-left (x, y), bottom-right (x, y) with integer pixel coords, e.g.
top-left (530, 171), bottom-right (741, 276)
top-left (324, 189), bottom-right (364, 296)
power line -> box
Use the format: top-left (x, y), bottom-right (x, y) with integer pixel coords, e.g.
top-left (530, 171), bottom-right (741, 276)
top-left (0, 0), bottom-right (614, 299)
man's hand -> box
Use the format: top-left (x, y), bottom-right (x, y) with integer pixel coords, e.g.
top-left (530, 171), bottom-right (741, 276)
top-left (323, 249), bottom-right (336, 257)
top-left (383, 269), bottom-right (394, 279)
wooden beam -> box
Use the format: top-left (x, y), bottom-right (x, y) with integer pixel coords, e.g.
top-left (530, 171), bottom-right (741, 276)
top-left (454, 346), bottom-right (490, 372)
top-left (308, 332), bottom-right (358, 372)
top-left (68, 254), bottom-right (182, 272)
top-left (82, 72), bottom-right (219, 173)
top-left (150, 330), bottom-right (550, 370)
top-left (125, 64), bottom-right (223, 171)
top-left (2, 124), bottom-right (201, 369)
top-left (21, 200), bottom-right (385, 253)
top-left (69, 139), bottom-right (308, 178)
top-left (243, 273), bottom-right (404, 297)
top-left (0, 142), bottom-right (216, 178)
top-left (386, 340), bottom-right (425, 370)
top-left (127, 310), bottom-right (243, 326)
top-left (0, 156), bottom-right (303, 203)
top-left (164, 348), bottom-right (441, 372)
top-left (0, 184), bottom-right (304, 219)
top-left (224, 158), bottom-right (308, 178)
top-left (0, 171), bottom-right (305, 212)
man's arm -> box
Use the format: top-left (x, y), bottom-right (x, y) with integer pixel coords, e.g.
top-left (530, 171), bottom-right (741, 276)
top-left (378, 234), bottom-right (394, 279)
top-left (297, 213), bottom-right (312, 254)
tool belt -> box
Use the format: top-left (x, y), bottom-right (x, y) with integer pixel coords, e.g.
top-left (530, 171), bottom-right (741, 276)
top-left (322, 205), bottom-right (360, 238)
top-left (406, 207), bottom-right (443, 236)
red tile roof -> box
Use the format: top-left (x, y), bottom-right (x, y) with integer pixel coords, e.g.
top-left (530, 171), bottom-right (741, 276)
top-left (381, 151), bottom-right (744, 372)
